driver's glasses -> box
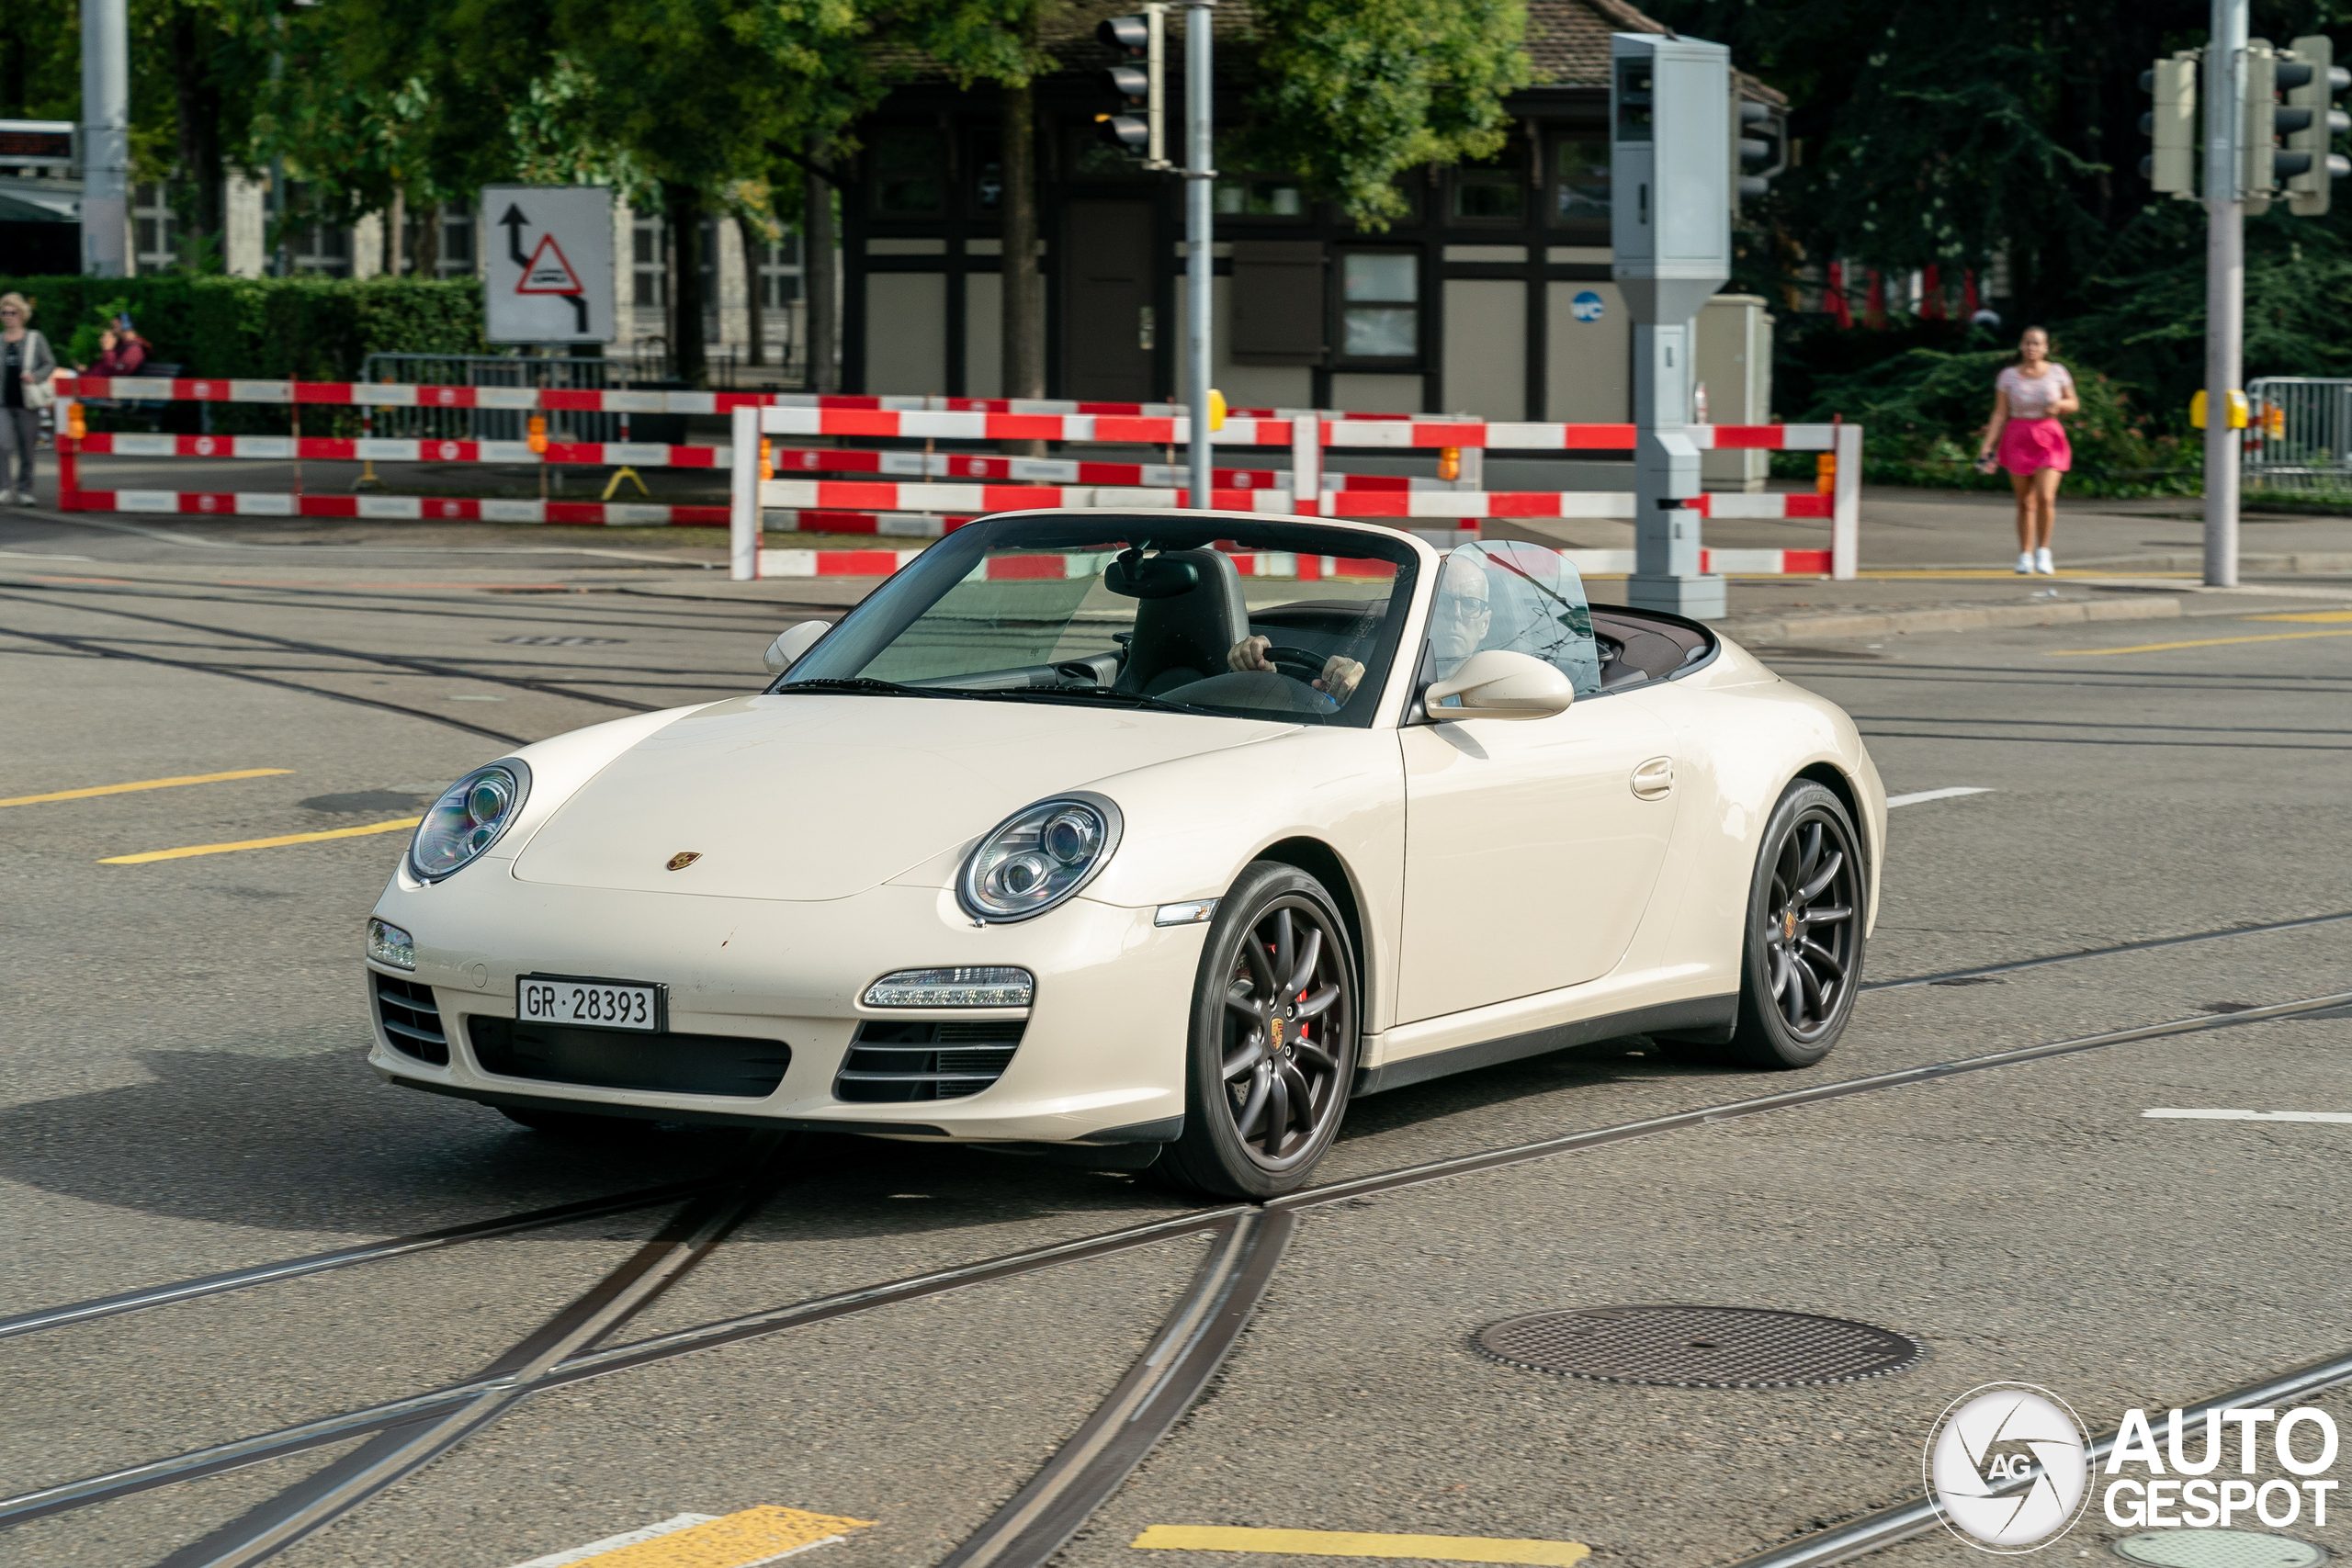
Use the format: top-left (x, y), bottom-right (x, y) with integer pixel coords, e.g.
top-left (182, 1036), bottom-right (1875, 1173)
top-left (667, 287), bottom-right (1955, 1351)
top-left (1433, 595), bottom-right (1491, 630)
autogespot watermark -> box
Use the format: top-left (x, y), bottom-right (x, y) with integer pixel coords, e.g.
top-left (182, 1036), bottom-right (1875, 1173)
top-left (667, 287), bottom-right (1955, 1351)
top-left (1924, 1385), bottom-right (2343, 1553)
top-left (1927, 1384), bottom-right (2093, 1552)
top-left (2101, 1405), bottom-right (2339, 1532)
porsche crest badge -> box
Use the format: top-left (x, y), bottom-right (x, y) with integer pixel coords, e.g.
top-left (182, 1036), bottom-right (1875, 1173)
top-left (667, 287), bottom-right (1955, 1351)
top-left (666, 852), bottom-right (703, 871)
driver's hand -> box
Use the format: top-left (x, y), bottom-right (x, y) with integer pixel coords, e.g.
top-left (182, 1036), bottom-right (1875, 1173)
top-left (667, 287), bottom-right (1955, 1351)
top-left (1227, 635), bottom-right (1274, 674)
top-left (1315, 656), bottom-right (1364, 704)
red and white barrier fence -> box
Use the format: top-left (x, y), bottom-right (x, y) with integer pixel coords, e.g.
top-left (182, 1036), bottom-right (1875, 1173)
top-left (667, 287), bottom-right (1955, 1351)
top-left (751, 545), bottom-right (1836, 581)
top-left (729, 404), bottom-right (1861, 582)
top-left (51, 378), bottom-right (1861, 582)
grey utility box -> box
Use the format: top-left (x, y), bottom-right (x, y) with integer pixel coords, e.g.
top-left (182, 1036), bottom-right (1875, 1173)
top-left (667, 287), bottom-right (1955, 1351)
top-left (1611, 31), bottom-right (1734, 618)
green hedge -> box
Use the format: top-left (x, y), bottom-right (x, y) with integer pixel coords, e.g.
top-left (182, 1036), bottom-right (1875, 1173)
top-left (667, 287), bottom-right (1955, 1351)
top-left (0, 275), bottom-right (486, 433)
top-left (0, 274), bottom-right (485, 378)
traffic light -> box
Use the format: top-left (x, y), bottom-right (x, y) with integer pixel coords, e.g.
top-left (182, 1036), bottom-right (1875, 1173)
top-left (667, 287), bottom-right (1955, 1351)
top-left (2245, 39), bottom-right (2278, 213)
top-left (2278, 34), bottom-right (2351, 216)
top-left (1730, 96), bottom-right (1785, 213)
top-left (1094, 7), bottom-right (1165, 166)
top-left (2139, 53), bottom-right (2197, 197)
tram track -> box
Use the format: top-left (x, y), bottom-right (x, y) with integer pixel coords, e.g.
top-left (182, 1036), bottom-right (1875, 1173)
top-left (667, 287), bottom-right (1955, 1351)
top-left (6, 985), bottom-right (2349, 1564)
top-left (3, 906), bottom-right (2342, 1358)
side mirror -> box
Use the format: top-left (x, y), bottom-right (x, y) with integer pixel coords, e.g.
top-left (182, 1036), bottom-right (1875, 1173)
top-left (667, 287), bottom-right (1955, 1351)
top-left (1424, 649), bottom-right (1575, 719)
top-left (763, 619), bottom-right (831, 675)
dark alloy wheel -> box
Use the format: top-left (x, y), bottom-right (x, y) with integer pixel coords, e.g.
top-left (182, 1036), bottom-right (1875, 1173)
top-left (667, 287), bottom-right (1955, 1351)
top-left (1718, 780), bottom-right (1866, 1068)
top-left (1158, 862), bottom-right (1360, 1198)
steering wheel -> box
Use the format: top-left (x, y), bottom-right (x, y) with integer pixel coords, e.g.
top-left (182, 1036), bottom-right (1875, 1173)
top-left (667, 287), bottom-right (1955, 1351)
top-left (1262, 645), bottom-right (1328, 683)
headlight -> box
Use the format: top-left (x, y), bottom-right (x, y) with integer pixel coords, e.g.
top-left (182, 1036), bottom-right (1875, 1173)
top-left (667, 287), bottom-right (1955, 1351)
top-left (864, 967), bottom-right (1035, 1007)
top-left (368, 918), bottom-right (415, 970)
top-left (408, 761), bottom-right (530, 882)
top-left (957, 792), bottom-right (1124, 923)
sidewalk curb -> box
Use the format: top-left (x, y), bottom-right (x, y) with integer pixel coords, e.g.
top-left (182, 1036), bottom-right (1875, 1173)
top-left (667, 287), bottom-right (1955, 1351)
top-left (1718, 597), bottom-right (2184, 645)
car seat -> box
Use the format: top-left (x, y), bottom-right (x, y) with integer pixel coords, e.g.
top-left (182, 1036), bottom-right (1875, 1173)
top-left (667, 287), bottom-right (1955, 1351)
top-left (1116, 548), bottom-right (1250, 695)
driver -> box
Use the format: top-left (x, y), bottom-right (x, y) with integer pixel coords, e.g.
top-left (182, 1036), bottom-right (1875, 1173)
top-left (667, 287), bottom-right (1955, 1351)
top-left (1225, 550), bottom-right (1494, 704)
top-left (1224, 636), bottom-right (1364, 705)
top-left (1421, 551), bottom-right (1494, 681)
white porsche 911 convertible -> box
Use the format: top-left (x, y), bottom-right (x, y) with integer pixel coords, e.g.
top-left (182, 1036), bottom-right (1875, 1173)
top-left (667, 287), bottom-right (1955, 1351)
top-left (366, 511), bottom-right (1885, 1197)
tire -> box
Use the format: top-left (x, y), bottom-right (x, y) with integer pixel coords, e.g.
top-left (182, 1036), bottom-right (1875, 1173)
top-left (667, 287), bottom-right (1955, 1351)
top-left (1157, 862), bottom-right (1361, 1199)
top-left (498, 1105), bottom-right (659, 1140)
top-left (1718, 780), bottom-right (1867, 1069)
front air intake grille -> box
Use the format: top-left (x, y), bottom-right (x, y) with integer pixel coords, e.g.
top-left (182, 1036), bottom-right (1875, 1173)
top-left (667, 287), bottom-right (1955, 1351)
top-left (467, 1016), bottom-right (791, 1098)
top-left (373, 973), bottom-right (449, 1066)
top-left (835, 1018), bottom-right (1026, 1102)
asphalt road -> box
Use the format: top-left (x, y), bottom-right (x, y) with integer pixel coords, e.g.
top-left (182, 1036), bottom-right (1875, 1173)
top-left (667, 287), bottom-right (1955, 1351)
top-left (2, 513), bottom-right (2349, 1568)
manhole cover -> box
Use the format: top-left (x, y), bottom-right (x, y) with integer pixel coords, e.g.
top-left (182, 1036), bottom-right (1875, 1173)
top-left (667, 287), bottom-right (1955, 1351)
top-left (1474, 1305), bottom-right (1924, 1389)
top-left (2114, 1530), bottom-right (2328, 1568)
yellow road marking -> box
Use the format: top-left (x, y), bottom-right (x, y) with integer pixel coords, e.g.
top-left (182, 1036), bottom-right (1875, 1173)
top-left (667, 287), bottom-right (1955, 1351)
top-left (1130, 1525), bottom-right (1592, 1564)
top-left (2247, 609), bottom-right (2352, 623)
top-left (2047, 626), bottom-right (2352, 657)
top-left (543, 1506), bottom-right (875, 1567)
top-left (99, 816), bottom-right (420, 865)
top-left (0, 768), bottom-right (291, 809)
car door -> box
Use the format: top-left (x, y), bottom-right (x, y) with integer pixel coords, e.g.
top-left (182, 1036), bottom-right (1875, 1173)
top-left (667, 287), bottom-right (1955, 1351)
top-left (1396, 543), bottom-right (1680, 1024)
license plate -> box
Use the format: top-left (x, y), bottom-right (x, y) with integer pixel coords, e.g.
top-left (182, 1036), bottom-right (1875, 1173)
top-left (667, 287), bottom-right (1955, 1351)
top-left (518, 976), bottom-right (664, 1032)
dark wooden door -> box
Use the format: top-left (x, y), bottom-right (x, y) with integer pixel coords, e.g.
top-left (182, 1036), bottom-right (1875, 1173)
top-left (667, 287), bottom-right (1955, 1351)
top-left (1062, 200), bottom-right (1156, 402)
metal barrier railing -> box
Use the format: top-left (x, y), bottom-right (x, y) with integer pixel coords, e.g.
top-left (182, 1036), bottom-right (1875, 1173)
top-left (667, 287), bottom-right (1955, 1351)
top-left (357, 354), bottom-right (635, 444)
top-left (2246, 378), bottom-right (2352, 492)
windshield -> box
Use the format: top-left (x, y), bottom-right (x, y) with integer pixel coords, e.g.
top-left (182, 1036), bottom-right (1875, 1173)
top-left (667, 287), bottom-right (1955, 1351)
top-left (777, 515), bottom-right (1423, 727)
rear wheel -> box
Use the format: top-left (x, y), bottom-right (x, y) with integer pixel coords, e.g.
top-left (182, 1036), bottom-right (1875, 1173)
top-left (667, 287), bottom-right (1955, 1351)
top-left (1719, 781), bottom-right (1866, 1068)
top-left (1158, 862), bottom-right (1360, 1199)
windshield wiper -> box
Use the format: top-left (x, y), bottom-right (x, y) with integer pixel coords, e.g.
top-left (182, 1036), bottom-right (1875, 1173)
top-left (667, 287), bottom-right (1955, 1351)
top-left (774, 677), bottom-right (934, 697)
top-left (982, 685), bottom-right (1198, 715)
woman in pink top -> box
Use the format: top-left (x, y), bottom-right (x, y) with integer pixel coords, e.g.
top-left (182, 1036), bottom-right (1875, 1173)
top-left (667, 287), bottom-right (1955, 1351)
top-left (1975, 326), bottom-right (2078, 574)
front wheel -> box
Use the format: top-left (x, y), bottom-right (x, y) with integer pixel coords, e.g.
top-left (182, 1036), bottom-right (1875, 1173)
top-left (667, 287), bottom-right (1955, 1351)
top-left (1721, 780), bottom-right (1867, 1068)
top-left (1157, 862), bottom-right (1360, 1199)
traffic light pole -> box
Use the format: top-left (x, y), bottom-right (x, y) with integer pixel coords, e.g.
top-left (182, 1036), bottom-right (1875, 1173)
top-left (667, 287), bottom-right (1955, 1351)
top-left (1184, 0), bottom-right (1215, 511)
top-left (2205, 0), bottom-right (2247, 587)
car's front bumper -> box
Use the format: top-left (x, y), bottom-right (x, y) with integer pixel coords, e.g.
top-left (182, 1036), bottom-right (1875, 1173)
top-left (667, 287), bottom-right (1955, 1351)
top-left (366, 874), bottom-right (1207, 1145)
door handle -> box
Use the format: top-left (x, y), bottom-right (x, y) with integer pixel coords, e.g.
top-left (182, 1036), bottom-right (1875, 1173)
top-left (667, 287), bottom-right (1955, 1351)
top-left (1630, 756), bottom-right (1674, 799)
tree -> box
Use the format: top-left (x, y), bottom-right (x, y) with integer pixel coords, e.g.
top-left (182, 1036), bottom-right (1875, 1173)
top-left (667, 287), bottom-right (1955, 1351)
top-left (308, 0), bottom-right (880, 384)
top-left (899, 1), bottom-right (1054, 403)
top-left (1237, 0), bottom-right (1532, 227)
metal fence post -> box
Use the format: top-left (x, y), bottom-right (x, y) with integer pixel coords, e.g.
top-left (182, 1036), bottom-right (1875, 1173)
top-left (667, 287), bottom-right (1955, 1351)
top-left (1831, 423), bottom-right (1862, 581)
top-left (729, 403), bottom-right (761, 581)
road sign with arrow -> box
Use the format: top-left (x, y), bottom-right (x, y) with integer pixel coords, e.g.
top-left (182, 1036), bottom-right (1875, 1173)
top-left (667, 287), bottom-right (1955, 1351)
top-left (481, 185), bottom-right (615, 345)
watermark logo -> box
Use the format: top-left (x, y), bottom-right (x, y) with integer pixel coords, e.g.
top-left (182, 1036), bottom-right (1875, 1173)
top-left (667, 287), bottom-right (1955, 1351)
top-left (1926, 1383), bottom-right (2092, 1552)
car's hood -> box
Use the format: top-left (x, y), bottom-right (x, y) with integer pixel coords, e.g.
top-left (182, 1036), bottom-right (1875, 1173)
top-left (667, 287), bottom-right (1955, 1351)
top-left (510, 693), bottom-right (1290, 901)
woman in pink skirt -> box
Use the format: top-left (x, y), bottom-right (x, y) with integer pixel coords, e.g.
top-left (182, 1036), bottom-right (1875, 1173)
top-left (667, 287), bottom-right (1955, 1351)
top-left (1975, 326), bottom-right (2078, 574)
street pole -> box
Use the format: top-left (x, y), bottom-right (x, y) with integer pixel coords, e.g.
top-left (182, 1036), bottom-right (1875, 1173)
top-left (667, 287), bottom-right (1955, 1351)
top-left (1184, 1), bottom-right (1215, 510)
top-left (2205, 0), bottom-right (2247, 587)
top-left (78, 0), bottom-right (129, 277)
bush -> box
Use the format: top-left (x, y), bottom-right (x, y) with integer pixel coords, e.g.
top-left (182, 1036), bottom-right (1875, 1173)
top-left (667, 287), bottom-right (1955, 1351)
top-left (0, 274), bottom-right (487, 434)
top-left (1775, 334), bottom-right (2198, 499)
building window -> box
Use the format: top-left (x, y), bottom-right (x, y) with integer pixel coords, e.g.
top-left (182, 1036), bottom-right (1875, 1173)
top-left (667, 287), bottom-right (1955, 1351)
top-left (753, 231), bottom-right (802, 309)
top-left (132, 182), bottom-right (175, 272)
top-left (1452, 140), bottom-right (1529, 222)
top-left (436, 204), bottom-right (474, 277)
top-left (633, 212), bottom-right (665, 308)
top-left (1547, 130), bottom-right (1610, 228)
top-left (870, 127), bottom-right (944, 214)
top-left (1216, 178), bottom-right (1306, 219)
top-left (280, 183), bottom-right (353, 277)
top-left (971, 131), bottom-right (1002, 212)
top-left (1339, 252), bottom-right (1418, 361)
top-left (1065, 127), bottom-right (1148, 180)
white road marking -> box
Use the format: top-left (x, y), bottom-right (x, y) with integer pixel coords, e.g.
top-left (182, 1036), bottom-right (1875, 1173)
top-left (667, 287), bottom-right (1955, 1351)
top-left (1885, 786), bottom-right (1996, 808)
top-left (2143, 1109), bottom-right (2352, 1123)
top-left (512, 1515), bottom-right (717, 1567)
